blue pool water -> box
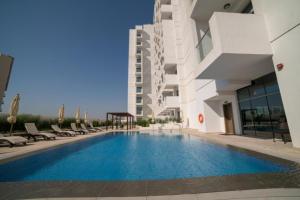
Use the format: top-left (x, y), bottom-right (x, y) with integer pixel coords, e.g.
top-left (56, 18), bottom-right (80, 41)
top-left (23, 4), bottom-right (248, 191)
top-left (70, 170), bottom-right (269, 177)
top-left (0, 132), bottom-right (289, 181)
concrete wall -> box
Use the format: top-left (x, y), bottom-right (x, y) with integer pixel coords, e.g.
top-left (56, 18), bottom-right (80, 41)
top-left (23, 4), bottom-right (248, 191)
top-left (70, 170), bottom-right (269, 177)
top-left (127, 30), bottom-right (136, 116)
top-left (252, 0), bottom-right (300, 147)
top-left (162, 20), bottom-right (177, 64)
top-left (142, 25), bottom-right (154, 118)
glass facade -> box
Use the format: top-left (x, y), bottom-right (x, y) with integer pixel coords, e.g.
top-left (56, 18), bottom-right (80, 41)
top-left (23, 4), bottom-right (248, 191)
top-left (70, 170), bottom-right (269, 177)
top-left (237, 73), bottom-right (289, 136)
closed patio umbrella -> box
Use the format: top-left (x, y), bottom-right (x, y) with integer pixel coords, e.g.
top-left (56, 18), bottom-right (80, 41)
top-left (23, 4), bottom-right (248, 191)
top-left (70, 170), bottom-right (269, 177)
top-left (151, 111), bottom-right (155, 123)
top-left (58, 104), bottom-right (65, 127)
top-left (75, 107), bottom-right (80, 124)
top-left (7, 94), bottom-right (20, 135)
top-left (84, 112), bottom-right (88, 124)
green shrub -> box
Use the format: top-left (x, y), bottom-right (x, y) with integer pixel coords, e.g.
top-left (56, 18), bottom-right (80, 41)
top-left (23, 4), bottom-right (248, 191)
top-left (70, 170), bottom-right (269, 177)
top-left (136, 118), bottom-right (150, 127)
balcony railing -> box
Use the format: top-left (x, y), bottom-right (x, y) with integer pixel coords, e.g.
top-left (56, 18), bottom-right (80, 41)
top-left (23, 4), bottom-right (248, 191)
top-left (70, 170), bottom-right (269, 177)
top-left (136, 87), bottom-right (143, 94)
top-left (136, 98), bottom-right (143, 104)
top-left (136, 68), bottom-right (142, 73)
top-left (196, 29), bottom-right (213, 62)
top-left (136, 77), bottom-right (142, 83)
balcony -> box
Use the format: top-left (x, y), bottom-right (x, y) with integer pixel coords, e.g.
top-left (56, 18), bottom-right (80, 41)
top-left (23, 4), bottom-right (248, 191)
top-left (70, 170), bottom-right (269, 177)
top-left (137, 32), bottom-right (142, 39)
top-left (165, 74), bottom-right (178, 88)
top-left (136, 87), bottom-right (143, 95)
top-left (195, 12), bottom-right (273, 81)
top-left (136, 58), bottom-right (142, 64)
top-left (200, 80), bottom-right (251, 101)
top-left (196, 29), bottom-right (213, 63)
top-left (136, 97), bottom-right (143, 105)
top-left (190, 0), bottom-right (251, 21)
top-left (164, 96), bottom-right (179, 109)
top-left (136, 76), bottom-right (142, 84)
top-left (136, 111), bottom-right (143, 117)
top-left (161, 4), bottom-right (172, 20)
top-left (136, 67), bottom-right (142, 74)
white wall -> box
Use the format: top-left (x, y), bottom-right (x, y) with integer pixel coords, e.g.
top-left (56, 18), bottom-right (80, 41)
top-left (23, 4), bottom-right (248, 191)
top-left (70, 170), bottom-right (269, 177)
top-left (252, 0), bottom-right (300, 147)
top-left (162, 20), bottom-right (177, 64)
top-left (142, 25), bottom-right (155, 118)
top-left (127, 30), bottom-right (136, 116)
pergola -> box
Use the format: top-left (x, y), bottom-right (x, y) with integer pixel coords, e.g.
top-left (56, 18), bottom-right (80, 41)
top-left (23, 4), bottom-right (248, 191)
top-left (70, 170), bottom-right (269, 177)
top-left (106, 112), bottom-right (135, 130)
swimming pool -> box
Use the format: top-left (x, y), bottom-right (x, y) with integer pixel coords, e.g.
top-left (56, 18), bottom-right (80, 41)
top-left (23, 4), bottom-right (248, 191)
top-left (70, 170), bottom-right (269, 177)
top-left (0, 132), bottom-right (289, 181)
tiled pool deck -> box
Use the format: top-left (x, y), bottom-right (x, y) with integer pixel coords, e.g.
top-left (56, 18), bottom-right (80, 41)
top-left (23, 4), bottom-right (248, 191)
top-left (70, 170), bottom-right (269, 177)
top-left (0, 129), bottom-right (300, 199)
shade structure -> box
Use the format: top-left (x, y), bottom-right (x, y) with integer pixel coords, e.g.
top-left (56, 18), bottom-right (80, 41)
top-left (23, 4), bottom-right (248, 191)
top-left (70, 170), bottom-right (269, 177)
top-left (7, 94), bottom-right (20, 134)
top-left (58, 104), bottom-right (65, 124)
top-left (106, 112), bottom-right (135, 130)
top-left (84, 112), bottom-right (88, 124)
top-left (75, 107), bottom-right (81, 124)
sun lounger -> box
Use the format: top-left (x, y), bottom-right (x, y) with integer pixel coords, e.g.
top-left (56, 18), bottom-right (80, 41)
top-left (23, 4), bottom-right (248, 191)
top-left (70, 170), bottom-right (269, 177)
top-left (51, 125), bottom-right (76, 137)
top-left (89, 122), bottom-right (104, 131)
top-left (71, 123), bottom-right (88, 134)
top-left (24, 123), bottom-right (56, 141)
top-left (0, 134), bottom-right (27, 147)
top-left (81, 123), bottom-right (96, 133)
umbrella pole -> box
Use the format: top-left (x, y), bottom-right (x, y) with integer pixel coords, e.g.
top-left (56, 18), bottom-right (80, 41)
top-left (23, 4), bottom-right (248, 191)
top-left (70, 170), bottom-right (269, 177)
top-left (10, 124), bottom-right (14, 136)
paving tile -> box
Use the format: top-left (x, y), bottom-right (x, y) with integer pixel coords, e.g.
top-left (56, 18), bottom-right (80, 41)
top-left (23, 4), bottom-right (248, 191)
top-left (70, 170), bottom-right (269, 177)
top-left (147, 194), bottom-right (198, 200)
top-left (45, 198), bottom-right (97, 200)
top-left (98, 197), bottom-right (146, 200)
top-left (99, 181), bottom-right (147, 197)
top-left (196, 189), bottom-right (300, 200)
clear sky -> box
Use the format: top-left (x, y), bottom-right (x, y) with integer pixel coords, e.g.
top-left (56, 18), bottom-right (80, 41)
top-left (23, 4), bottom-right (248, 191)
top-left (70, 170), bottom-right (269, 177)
top-left (0, 0), bottom-right (153, 119)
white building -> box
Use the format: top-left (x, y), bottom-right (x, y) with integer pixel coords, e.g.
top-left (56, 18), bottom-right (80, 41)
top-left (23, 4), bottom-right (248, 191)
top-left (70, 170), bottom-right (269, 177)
top-left (128, 25), bottom-right (154, 120)
top-left (128, 0), bottom-right (300, 148)
top-left (0, 54), bottom-right (14, 112)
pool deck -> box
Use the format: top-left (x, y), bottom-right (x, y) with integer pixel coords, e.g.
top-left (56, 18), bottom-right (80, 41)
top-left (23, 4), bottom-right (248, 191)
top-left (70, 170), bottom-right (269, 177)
top-left (0, 129), bottom-right (300, 199)
top-left (17, 188), bottom-right (300, 200)
top-left (183, 129), bottom-right (300, 164)
top-left (0, 130), bottom-right (110, 163)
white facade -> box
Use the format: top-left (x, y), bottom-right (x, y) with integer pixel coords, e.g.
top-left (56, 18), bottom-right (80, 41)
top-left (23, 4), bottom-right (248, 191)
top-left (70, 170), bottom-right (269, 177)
top-left (128, 0), bottom-right (300, 148)
top-left (128, 25), bottom-right (154, 120)
top-left (0, 54), bottom-right (14, 112)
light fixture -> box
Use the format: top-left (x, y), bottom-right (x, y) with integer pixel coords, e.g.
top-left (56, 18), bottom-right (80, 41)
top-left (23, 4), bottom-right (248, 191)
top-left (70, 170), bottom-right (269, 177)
top-left (224, 3), bottom-right (231, 10)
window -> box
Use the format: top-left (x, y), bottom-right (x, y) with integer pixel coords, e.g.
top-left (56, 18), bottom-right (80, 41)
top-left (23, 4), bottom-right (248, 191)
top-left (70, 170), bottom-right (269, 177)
top-left (237, 72), bottom-right (289, 136)
top-left (136, 87), bottom-right (142, 93)
top-left (136, 106), bottom-right (143, 115)
top-left (136, 68), bottom-right (141, 73)
top-left (136, 76), bottom-right (142, 83)
top-left (136, 97), bottom-right (142, 104)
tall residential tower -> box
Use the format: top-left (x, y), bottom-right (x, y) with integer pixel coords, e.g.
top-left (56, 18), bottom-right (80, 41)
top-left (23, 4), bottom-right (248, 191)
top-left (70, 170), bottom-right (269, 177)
top-left (128, 0), bottom-right (300, 148)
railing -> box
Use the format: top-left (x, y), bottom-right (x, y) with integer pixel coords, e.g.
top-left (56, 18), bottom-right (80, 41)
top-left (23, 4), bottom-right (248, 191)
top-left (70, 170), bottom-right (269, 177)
top-left (136, 68), bottom-right (142, 73)
top-left (196, 29), bottom-right (213, 62)
top-left (136, 77), bottom-right (142, 83)
top-left (136, 88), bottom-right (143, 94)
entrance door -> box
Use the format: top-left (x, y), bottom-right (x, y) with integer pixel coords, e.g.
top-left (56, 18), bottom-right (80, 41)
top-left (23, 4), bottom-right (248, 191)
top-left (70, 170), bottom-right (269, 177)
top-left (223, 103), bottom-right (235, 134)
